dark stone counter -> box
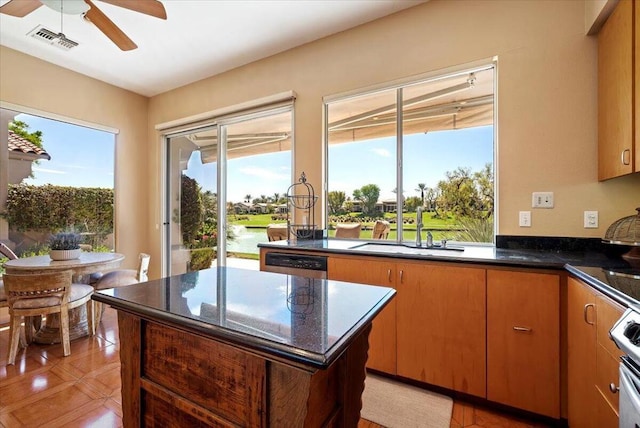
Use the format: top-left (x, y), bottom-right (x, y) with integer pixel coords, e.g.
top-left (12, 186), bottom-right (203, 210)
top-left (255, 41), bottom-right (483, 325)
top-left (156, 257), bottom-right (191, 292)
top-left (93, 266), bottom-right (395, 368)
top-left (258, 237), bottom-right (638, 306)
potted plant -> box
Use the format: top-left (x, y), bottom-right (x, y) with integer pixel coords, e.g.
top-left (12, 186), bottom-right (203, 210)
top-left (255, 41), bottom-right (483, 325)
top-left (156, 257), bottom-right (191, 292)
top-left (49, 232), bottom-right (82, 261)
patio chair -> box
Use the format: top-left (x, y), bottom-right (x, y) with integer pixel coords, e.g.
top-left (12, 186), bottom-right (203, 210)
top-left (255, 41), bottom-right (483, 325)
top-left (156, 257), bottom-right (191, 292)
top-left (0, 242), bottom-right (18, 310)
top-left (335, 223), bottom-right (361, 239)
top-left (93, 253), bottom-right (150, 324)
top-left (372, 220), bottom-right (391, 239)
top-left (4, 270), bottom-right (95, 365)
top-left (267, 224), bottom-right (288, 242)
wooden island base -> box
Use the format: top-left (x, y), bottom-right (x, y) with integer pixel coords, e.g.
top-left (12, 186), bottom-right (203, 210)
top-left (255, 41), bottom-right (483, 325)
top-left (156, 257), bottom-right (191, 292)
top-left (118, 311), bottom-right (371, 427)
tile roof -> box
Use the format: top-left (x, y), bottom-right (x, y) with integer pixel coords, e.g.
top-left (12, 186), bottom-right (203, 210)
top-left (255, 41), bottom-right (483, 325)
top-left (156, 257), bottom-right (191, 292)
top-left (7, 131), bottom-right (51, 160)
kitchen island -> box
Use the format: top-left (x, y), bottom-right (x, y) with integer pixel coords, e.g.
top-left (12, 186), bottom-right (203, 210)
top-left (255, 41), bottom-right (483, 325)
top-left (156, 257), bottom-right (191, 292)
top-left (92, 267), bottom-right (395, 427)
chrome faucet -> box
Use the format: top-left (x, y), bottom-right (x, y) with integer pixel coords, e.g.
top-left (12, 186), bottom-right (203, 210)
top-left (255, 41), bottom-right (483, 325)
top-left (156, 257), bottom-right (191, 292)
top-left (416, 207), bottom-right (423, 247)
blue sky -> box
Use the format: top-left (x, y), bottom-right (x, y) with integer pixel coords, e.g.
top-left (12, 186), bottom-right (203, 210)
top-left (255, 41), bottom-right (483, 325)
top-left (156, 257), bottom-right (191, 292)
top-left (17, 114), bottom-right (115, 188)
top-left (15, 113), bottom-right (492, 203)
top-left (329, 125), bottom-right (493, 201)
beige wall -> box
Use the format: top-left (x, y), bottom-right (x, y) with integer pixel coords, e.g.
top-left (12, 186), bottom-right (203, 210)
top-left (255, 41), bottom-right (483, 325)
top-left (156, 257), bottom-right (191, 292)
top-left (2, 0), bottom-right (639, 280)
top-left (0, 46), bottom-right (149, 270)
top-left (148, 0), bottom-right (640, 270)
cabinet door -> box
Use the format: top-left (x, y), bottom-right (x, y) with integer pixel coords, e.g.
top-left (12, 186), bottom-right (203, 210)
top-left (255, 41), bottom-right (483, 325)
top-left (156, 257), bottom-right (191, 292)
top-left (598, 0), bottom-right (634, 180)
top-left (595, 295), bottom-right (624, 414)
top-left (328, 257), bottom-right (397, 374)
top-left (636, 0), bottom-right (640, 173)
top-left (487, 270), bottom-right (560, 418)
top-left (567, 276), bottom-right (598, 428)
top-left (396, 263), bottom-right (486, 397)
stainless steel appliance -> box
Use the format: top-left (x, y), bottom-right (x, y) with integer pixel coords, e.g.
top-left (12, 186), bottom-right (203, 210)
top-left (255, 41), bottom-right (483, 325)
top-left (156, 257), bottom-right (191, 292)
top-left (610, 305), bottom-right (640, 427)
top-left (263, 252), bottom-right (328, 279)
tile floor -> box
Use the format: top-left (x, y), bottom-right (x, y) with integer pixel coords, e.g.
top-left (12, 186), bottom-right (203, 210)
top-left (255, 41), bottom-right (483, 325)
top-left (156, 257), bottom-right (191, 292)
top-left (0, 307), bottom-right (551, 427)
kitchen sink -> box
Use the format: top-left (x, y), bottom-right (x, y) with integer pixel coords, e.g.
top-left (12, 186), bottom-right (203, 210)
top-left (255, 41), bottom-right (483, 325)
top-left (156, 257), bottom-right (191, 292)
top-left (349, 242), bottom-right (465, 256)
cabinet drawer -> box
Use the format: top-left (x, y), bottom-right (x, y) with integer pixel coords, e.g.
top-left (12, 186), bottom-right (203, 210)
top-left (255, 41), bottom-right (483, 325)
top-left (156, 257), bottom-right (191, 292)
top-left (143, 321), bottom-right (266, 426)
top-left (596, 342), bottom-right (621, 413)
top-left (596, 295), bottom-right (624, 358)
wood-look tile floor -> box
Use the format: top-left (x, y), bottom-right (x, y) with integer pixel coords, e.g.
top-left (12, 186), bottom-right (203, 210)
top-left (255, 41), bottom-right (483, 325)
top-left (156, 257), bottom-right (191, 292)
top-left (1, 308), bottom-right (550, 427)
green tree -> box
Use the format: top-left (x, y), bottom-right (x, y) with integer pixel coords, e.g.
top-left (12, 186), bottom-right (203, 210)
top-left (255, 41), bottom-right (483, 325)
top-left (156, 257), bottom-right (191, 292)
top-left (436, 167), bottom-right (478, 218)
top-left (9, 120), bottom-right (44, 148)
top-left (474, 163), bottom-right (494, 219)
top-left (328, 190), bottom-right (346, 215)
top-left (201, 190), bottom-right (217, 235)
top-left (405, 196), bottom-right (422, 212)
top-left (180, 175), bottom-right (203, 245)
top-left (425, 187), bottom-right (438, 212)
top-left (415, 183), bottom-right (426, 206)
top-left (353, 184), bottom-right (380, 216)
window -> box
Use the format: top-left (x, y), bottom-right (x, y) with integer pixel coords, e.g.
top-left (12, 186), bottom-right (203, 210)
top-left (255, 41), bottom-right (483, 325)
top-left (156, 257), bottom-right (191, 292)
top-left (164, 104), bottom-right (292, 275)
top-left (0, 109), bottom-right (116, 261)
top-left (324, 63), bottom-right (495, 244)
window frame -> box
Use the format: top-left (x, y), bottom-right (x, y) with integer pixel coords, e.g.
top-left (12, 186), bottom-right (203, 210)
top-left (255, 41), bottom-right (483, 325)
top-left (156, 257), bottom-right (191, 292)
top-left (322, 59), bottom-right (498, 245)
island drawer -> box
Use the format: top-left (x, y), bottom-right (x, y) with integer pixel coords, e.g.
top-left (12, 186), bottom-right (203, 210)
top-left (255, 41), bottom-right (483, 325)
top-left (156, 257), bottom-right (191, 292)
top-left (142, 321), bottom-right (266, 426)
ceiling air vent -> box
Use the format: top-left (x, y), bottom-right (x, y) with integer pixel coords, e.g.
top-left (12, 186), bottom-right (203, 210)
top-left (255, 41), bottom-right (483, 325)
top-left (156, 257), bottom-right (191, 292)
top-left (27, 25), bottom-right (78, 51)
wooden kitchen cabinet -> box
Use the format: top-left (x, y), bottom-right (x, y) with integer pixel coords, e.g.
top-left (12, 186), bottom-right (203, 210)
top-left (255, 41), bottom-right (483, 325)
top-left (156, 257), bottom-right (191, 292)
top-left (396, 262), bottom-right (486, 397)
top-left (487, 269), bottom-right (560, 418)
top-left (598, 0), bottom-right (638, 180)
top-left (595, 294), bottom-right (624, 414)
top-left (567, 276), bottom-right (598, 428)
top-left (567, 276), bottom-right (624, 428)
top-left (328, 256), bottom-right (397, 374)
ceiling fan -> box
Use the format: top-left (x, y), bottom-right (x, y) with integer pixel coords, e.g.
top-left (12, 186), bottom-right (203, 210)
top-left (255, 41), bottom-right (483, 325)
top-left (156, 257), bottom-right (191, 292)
top-left (0, 0), bottom-right (167, 51)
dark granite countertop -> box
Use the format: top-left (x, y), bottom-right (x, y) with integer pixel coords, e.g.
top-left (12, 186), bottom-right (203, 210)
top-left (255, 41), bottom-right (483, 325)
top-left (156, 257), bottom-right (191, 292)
top-left (93, 267), bottom-right (395, 369)
top-left (565, 265), bottom-right (640, 308)
top-left (258, 237), bottom-right (638, 306)
top-left (258, 238), bottom-right (630, 269)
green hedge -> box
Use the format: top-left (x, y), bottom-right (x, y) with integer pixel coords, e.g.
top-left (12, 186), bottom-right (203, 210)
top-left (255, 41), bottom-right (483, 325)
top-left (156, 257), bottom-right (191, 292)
top-left (3, 184), bottom-right (113, 235)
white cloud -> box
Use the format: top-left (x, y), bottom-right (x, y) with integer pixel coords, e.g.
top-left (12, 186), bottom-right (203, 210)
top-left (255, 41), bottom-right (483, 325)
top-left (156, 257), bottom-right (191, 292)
top-left (239, 166), bottom-right (289, 181)
top-left (371, 148), bottom-right (391, 157)
top-left (32, 167), bottom-right (66, 175)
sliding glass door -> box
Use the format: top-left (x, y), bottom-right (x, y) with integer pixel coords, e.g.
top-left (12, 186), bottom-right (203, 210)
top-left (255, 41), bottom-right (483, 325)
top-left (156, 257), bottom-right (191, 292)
top-left (164, 107), bottom-right (292, 276)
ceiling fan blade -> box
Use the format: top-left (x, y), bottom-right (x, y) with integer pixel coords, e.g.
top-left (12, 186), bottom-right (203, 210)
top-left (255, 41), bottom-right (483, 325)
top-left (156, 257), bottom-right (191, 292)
top-left (98, 0), bottom-right (166, 19)
top-left (0, 0), bottom-right (43, 17)
top-left (84, 0), bottom-right (137, 51)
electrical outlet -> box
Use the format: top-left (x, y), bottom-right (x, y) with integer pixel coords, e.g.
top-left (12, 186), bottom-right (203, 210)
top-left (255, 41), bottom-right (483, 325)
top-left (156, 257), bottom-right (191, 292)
top-left (519, 211), bottom-right (531, 227)
top-left (584, 211), bottom-right (598, 228)
top-left (532, 192), bottom-right (554, 208)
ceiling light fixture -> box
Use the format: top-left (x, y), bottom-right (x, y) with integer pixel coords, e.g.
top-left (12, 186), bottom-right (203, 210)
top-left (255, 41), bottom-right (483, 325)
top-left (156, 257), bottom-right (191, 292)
top-left (40, 0), bottom-right (90, 15)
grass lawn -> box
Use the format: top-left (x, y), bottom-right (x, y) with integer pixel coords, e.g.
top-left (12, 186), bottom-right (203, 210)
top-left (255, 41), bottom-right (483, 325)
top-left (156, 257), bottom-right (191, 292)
top-left (229, 212), bottom-right (461, 244)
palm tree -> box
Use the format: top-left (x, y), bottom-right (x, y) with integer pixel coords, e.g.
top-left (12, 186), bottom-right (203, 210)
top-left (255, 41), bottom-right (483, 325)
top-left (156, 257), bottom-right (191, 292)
top-left (244, 194), bottom-right (251, 204)
top-left (416, 183), bottom-right (426, 206)
top-left (273, 193), bottom-right (280, 204)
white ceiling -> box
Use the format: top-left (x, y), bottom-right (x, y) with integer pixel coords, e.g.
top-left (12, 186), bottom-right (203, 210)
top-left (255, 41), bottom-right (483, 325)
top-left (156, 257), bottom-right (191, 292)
top-left (0, 0), bottom-right (425, 97)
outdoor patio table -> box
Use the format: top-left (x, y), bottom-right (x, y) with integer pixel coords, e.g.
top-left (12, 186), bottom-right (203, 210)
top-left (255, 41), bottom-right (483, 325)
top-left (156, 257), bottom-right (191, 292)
top-left (4, 252), bottom-right (125, 343)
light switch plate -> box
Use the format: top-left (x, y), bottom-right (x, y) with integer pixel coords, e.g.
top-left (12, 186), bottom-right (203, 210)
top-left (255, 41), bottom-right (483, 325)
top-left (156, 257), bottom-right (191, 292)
top-left (532, 192), bottom-right (554, 208)
top-left (584, 211), bottom-right (598, 228)
top-left (519, 211), bottom-right (531, 227)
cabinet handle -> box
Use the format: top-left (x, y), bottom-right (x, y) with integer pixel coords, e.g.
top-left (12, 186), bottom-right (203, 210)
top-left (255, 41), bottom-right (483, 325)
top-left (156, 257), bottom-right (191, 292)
top-left (609, 383), bottom-right (619, 394)
top-left (584, 303), bottom-right (595, 325)
top-left (513, 326), bottom-right (532, 332)
top-left (399, 270), bottom-right (404, 283)
top-left (621, 149), bottom-right (631, 165)
top-left (387, 269), bottom-right (392, 283)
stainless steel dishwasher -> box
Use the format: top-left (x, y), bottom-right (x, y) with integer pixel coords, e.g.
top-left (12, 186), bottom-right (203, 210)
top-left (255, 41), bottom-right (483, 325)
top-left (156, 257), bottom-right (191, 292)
top-left (263, 252), bottom-right (327, 279)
